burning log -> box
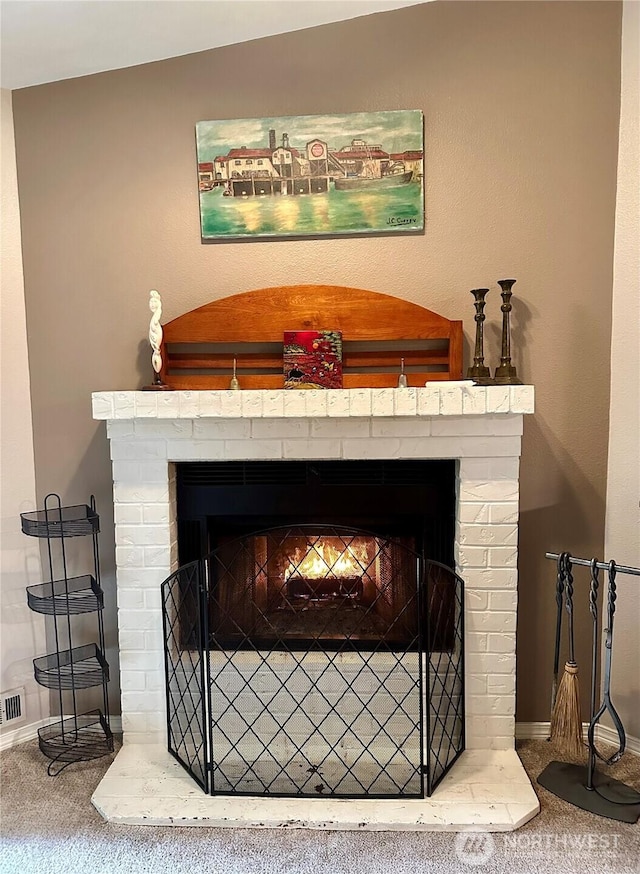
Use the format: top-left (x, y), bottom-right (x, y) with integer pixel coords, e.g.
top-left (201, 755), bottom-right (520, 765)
top-left (287, 575), bottom-right (363, 603)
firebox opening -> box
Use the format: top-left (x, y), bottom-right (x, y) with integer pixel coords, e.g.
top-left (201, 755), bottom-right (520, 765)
top-left (176, 460), bottom-right (455, 651)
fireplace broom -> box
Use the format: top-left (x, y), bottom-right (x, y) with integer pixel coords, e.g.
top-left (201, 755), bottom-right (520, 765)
top-left (549, 552), bottom-right (566, 723)
top-left (550, 553), bottom-right (584, 757)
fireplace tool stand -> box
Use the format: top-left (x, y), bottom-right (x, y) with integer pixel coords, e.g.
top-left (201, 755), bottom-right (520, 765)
top-left (538, 552), bottom-right (640, 823)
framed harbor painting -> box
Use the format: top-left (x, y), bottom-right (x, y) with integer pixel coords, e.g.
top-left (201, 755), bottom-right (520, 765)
top-left (196, 110), bottom-right (424, 241)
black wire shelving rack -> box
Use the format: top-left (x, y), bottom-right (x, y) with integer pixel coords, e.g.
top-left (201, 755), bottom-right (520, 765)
top-left (21, 494), bottom-right (113, 775)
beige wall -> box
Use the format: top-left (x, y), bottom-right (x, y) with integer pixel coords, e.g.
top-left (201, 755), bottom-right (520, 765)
top-left (605, 0), bottom-right (639, 740)
top-left (11, 1), bottom-right (622, 722)
top-left (0, 89), bottom-right (49, 735)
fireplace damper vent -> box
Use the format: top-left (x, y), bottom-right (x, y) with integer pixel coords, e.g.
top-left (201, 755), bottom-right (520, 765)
top-left (162, 527), bottom-right (464, 799)
top-left (178, 460), bottom-right (453, 487)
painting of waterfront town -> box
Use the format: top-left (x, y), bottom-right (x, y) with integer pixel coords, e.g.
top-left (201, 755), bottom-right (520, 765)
top-left (196, 110), bottom-right (424, 240)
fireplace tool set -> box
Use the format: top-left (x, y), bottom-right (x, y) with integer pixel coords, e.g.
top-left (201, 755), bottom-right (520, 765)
top-left (466, 279), bottom-right (522, 385)
top-left (538, 552), bottom-right (640, 823)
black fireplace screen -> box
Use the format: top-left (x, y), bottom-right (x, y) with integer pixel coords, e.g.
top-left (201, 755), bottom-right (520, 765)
top-left (162, 525), bottom-right (464, 798)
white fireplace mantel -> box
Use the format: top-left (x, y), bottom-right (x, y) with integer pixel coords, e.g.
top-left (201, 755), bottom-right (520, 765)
top-left (90, 383), bottom-right (540, 830)
top-left (92, 383), bottom-right (534, 422)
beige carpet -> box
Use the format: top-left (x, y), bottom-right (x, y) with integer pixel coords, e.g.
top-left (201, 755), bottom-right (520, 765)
top-left (1, 738), bottom-right (638, 874)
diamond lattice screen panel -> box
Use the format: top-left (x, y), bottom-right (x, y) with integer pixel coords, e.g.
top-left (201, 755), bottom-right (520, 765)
top-left (161, 528), bottom-right (464, 798)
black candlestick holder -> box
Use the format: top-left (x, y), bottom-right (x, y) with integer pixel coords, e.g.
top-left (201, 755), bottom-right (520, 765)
top-left (467, 288), bottom-right (494, 384)
top-left (493, 279), bottom-right (522, 385)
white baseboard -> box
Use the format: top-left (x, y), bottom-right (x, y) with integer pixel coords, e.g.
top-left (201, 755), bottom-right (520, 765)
top-left (0, 715), bottom-right (122, 752)
top-left (515, 721), bottom-right (552, 741)
top-left (0, 716), bottom-right (53, 751)
top-left (592, 723), bottom-right (640, 756)
top-left (516, 721), bottom-right (640, 755)
top-left (2, 716), bottom-right (636, 756)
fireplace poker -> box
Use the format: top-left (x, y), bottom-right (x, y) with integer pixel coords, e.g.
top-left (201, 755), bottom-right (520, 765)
top-left (586, 558), bottom-right (600, 790)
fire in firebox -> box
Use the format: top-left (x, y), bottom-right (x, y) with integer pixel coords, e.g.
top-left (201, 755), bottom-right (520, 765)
top-left (210, 527), bottom-right (422, 648)
top-left (283, 536), bottom-right (368, 604)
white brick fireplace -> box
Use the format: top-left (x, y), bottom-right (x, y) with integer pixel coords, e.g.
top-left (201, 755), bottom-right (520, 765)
top-left (90, 383), bottom-right (540, 830)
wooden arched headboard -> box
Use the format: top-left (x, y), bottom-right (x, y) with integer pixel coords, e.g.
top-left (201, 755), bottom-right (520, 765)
top-left (160, 285), bottom-right (463, 389)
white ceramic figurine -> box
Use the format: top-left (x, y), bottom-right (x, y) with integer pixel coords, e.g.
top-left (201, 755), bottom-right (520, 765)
top-left (149, 290), bottom-right (163, 376)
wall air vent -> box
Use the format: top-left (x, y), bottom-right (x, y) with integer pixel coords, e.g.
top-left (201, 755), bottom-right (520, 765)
top-left (0, 687), bottom-right (25, 726)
